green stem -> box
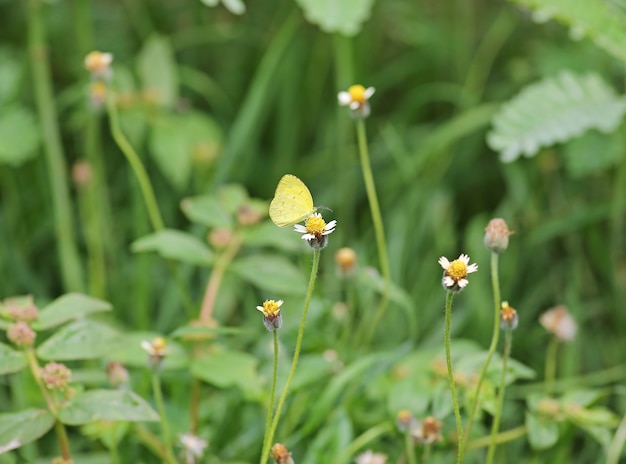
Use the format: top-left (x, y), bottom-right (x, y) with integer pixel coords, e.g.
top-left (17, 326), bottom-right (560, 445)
top-left (151, 371), bottom-right (176, 464)
top-left (466, 425), bottom-right (527, 450)
top-left (463, 252), bottom-right (501, 449)
top-left (335, 421), bottom-right (394, 464)
top-left (356, 119), bottom-right (391, 346)
top-left (106, 94), bottom-right (164, 231)
top-left (259, 249), bottom-right (321, 464)
top-left (27, 0), bottom-right (84, 293)
top-left (607, 407), bottom-right (626, 464)
top-left (486, 329), bottom-right (512, 464)
top-left (545, 337), bottom-right (559, 395)
top-left (261, 331), bottom-right (280, 458)
top-left (444, 290), bottom-right (463, 463)
top-left (404, 427), bottom-right (417, 464)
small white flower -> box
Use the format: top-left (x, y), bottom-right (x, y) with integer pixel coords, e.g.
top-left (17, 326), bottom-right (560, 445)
top-left (179, 433), bottom-right (208, 463)
top-left (294, 213), bottom-right (337, 249)
top-left (438, 253), bottom-right (478, 292)
top-left (355, 450), bottom-right (388, 464)
top-left (338, 85), bottom-right (375, 118)
top-left (540, 305), bottom-right (577, 342)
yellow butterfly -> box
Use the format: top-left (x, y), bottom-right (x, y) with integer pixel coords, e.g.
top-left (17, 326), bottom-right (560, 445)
top-left (269, 174), bottom-right (317, 227)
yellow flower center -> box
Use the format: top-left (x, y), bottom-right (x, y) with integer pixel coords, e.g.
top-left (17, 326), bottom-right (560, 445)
top-left (447, 259), bottom-right (468, 280)
top-left (348, 84), bottom-right (367, 103)
top-left (262, 300), bottom-right (281, 316)
top-left (152, 337), bottom-right (167, 353)
top-left (305, 215), bottom-right (326, 235)
top-left (501, 301), bottom-right (517, 321)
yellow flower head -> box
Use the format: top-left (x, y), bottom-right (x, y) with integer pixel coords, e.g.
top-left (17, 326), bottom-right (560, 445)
top-left (294, 213), bottom-right (337, 250)
top-left (256, 300), bottom-right (283, 331)
top-left (338, 84), bottom-right (375, 118)
top-left (438, 254), bottom-right (478, 292)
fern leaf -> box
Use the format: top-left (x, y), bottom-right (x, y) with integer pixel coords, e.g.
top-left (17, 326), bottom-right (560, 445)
top-left (487, 71), bottom-right (626, 162)
top-left (510, 0), bottom-right (626, 64)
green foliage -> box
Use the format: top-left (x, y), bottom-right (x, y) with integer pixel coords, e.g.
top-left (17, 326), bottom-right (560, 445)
top-left (295, 0), bottom-right (375, 36)
top-left (0, 409), bottom-right (55, 453)
top-left (487, 71), bottom-right (626, 162)
top-left (131, 229), bottom-right (214, 266)
top-left (0, 343), bottom-right (27, 375)
top-left (36, 319), bottom-right (121, 361)
top-left (58, 390), bottom-right (159, 425)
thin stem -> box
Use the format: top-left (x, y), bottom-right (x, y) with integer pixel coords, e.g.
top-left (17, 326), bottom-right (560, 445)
top-left (335, 421), bottom-right (395, 464)
top-left (261, 331), bottom-right (280, 458)
top-left (545, 337), bottom-right (559, 395)
top-left (607, 407), bottom-right (626, 464)
top-left (356, 119), bottom-right (391, 346)
top-left (466, 425), bottom-right (527, 450)
top-left (259, 249), bottom-right (321, 464)
top-left (189, 375), bottom-right (202, 435)
top-left (404, 427), bottom-right (417, 464)
top-left (27, 0), bottom-right (84, 293)
top-left (151, 371), bottom-right (176, 464)
top-left (444, 290), bottom-right (463, 463)
top-left (463, 251), bottom-right (501, 449)
top-left (106, 93), bottom-right (164, 231)
top-left (486, 329), bottom-right (512, 464)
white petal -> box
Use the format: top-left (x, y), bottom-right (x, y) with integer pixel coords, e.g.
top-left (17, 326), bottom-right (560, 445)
top-left (294, 224), bottom-right (307, 233)
top-left (438, 257), bottom-right (450, 270)
top-left (301, 233), bottom-right (315, 240)
top-left (349, 101), bottom-right (360, 110)
top-left (467, 263), bottom-right (479, 273)
top-left (443, 276), bottom-right (455, 287)
top-left (338, 92), bottom-right (352, 105)
top-left (364, 87), bottom-right (375, 99)
top-left (457, 278), bottom-right (468, 288)
top-left (458, 254), bottom-right (470, 264)
top-left (256, 306), bottom-right (265, 312)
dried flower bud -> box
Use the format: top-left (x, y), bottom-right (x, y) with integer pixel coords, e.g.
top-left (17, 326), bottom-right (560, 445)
top-left (106, 361), bottom-right (129, 388)
top-left (540, 305), bottom-right (577, 342)
top-left (208, 228), bottom-right (233, 249)
top-left (396, 409), bottom-right (416, 433)
top-left (484, 218), bottom-right (514, 253)
top-left (40, 362), bottom-right (72, 390)
top-left (141, 337), bottom-right (168, 370)
top-left (237, 204), bottom-right (262, 226)
top-left (271, 443), bottom-right (294, 464)
top-left (72, 160), bottom-right (93, 189)
top-left (500, 301), bottom-right (519, 331)
top-left (7, 322), bottom-right (36, 347)
top-left (4, 295), bottom-right (39, 323)
top-left (335, 247), bottom-right (357, 275)
top-left (411, 416), bottom-right (444, 444)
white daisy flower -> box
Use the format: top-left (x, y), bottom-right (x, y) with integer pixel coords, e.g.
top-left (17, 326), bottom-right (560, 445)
top-left (438, 253), bottom-right (478, 292)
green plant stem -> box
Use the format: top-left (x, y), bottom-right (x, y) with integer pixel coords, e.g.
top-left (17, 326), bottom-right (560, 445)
top-left (545, 337), bottom-right (559, 395)
top-left (463, 251), bottom-right (501, 450)
top-left (151, 371), bottom-right (176, 464)
top-left (261, 330), bottom-right (280, 459)
top-left (25, 350), bottom-right (71, 461)
top-left (404, 428), bottom-right (417, 464)
top-left (27, 0), bottom-right (84, 293)
top-left (486, 329), bottom-right (512, 464)
top-left (607, 407), bottom-right (626, 464)
top-left (444, 290), bottom-right (463, 464)
top-left (336, 421), bottom-right (394, 464)
top-left (259, 249), bottom-right (321, 464)
top-left (466, 425), bottom-right (527, 450)
top-left (356, 119), bottom-right (391, 346)
top-left (106, 94), bottom-right (164, 231)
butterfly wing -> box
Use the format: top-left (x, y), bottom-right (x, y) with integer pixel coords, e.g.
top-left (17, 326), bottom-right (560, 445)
top-left (269, 174), bottom-right (316, 227)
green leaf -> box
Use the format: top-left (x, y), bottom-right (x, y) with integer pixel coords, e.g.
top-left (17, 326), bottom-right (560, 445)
top-left (526, 411), bottom-right (559, 450)
top-left (58, 390), bottom-right (159, 425)
top-left (487, 71), bottom-right (626, 162)
top-left (0, 409), bottom-right (55, 453)
top-left (0, 48), bottom-right (22, 105)
top-left (169, 324), bottom-right (245, 339)
top-left (563, 129), bottom-right (624, 178)
top-left (230, 254), bottom-right (307, 295)
top-left (221, 0), bottom-right (246, 14)
top-left (180, 193), bottom-right (233, 229)
top-left (130, 229), bottom-right (213, 266)
top-left (561, 389), bottom-right (603, 408)
top-left (387, 378), bottom-right (431, 417)
top-left (0, 342), bottom-right (27, 375)
top-left (36, 319), bottom-right (121, 361)
top-left (34, 293), bottom-right (112, 330)
top-left (0, 106), bottom-right (41, 166)
top-left (81, 421), bottom-right (130, 450)
top-left (242, 221), bottom-right (302, 252)
top-left (107, 331), bottom-right (188, 370)
top-left (295, 0), bottom-right (374, 36)
top-left (190, 348), bottom-right (261, 400)
top-left (290, 355), bottom-right (335, 392)
top-left (148, 111), bottom-right (222, 190)
top-left (136, 35), bottom-right (178, 107)
top-left (509, 0), bottom-right (626, 64)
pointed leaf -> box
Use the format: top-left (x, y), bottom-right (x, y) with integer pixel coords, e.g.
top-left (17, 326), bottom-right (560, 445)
top-left (58, 390), bottom-right (159, 425)
top-left (107, 331), bottom-right (188, 370)
top-left (131, 229), bottom-right (213, 266)
top-left (0, 409), bottom-right (55, 453)
top-left (35, 293), bottom-right (112, 330)
top-left (180, 193), bottom-right (233, 229)
top-left (37, 319), bottom-right (121, 361)
top-left (230, 254), bottom-right (307, 295)
top-left (0, 105), bottom-right (41, 166)
top-left (487, 71), bottom-right (626, 162)
top-left (563, 129), bottom-right (624, 178)
top-left (526, 411), bottom-right (559, 450)
top-left (0, 342), bottom-right (27, 375)
top-left (136, 35), bottom-right (178, 107)
top-left (295, 0), bottom-right (374, 36)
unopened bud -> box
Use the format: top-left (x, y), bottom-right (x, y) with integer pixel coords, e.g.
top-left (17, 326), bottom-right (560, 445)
top-left (335, 247), bottom-right (357, 275)
top-left (484, 218), bottom-right (514, 253)
top-left (40, 362), bottom-right (72, 390)
top-left (7, 322), bottom-right (36, 347)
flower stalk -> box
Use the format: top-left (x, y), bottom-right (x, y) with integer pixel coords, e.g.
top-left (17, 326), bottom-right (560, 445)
top-left (444, 290), bottom-right (464, 463)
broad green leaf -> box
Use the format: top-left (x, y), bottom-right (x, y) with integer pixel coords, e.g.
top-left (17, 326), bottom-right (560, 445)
top-left (510, 0), bottom-right (626, 64)
top-left (81, 421), bottom-right (129, 450)
top-left (0, 342), bottom-right (27, 375)
top-left (230, 254), bottom-right (307, 295)
top-left (561, 389), bottom-right (603, 408)
top-left (242, 221), bottom-right (302, 252)
top-left (130, 229), bottom-right (213, 266)
top-left (0, 409), bottom-right (55, 453)
top-left (563, 129), bottom-right (624, 178)
top-left (35, 293), bottom-right (112, 330)
top-left (136, 35), bottom-right (178, 107)
top-left (107, 331), bottom-right (188, 370)
top-left (191, 348), bottom-right (261, 400)
top-left (487, 71), bottom-right (626, 162)
top-left (576, 423), bottom-right (613, 448)
top-left (431, 381), bottom-right (453, 419)
top-left (169, 324), bottom-right (245, 340)
top-left (148, 111), bottom-right (222, 190)
top-left (526, 411), bottom-right (559, 450)
top-left (180, 193), bottom-right (233, 229)
top-left (387, 378), bottom-right (430, 417)
top-left (0, 48), bottom-right (22, 105)
top-left (0, 106), bottom-right (41, 166)
top-left (36, 319), bottom-right (121, 361)
top-left (295, 0), bottom-right (374, 36)
top-left (58, 390), bottom-right (159, 425)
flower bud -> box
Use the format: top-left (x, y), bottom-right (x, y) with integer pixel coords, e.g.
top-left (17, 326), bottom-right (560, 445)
top-left (335, 247), bottom-right (357, 275)
top-left (7, 322), bottom-right (36, 347)
top-left (271, 443), bottom-right (294, 464)
top-left (40, 362), bottom-right (72, 390)
top-left (484, 218), bottom-right (514, 253)
top-left (500, 301), bottom-right (519, 331)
